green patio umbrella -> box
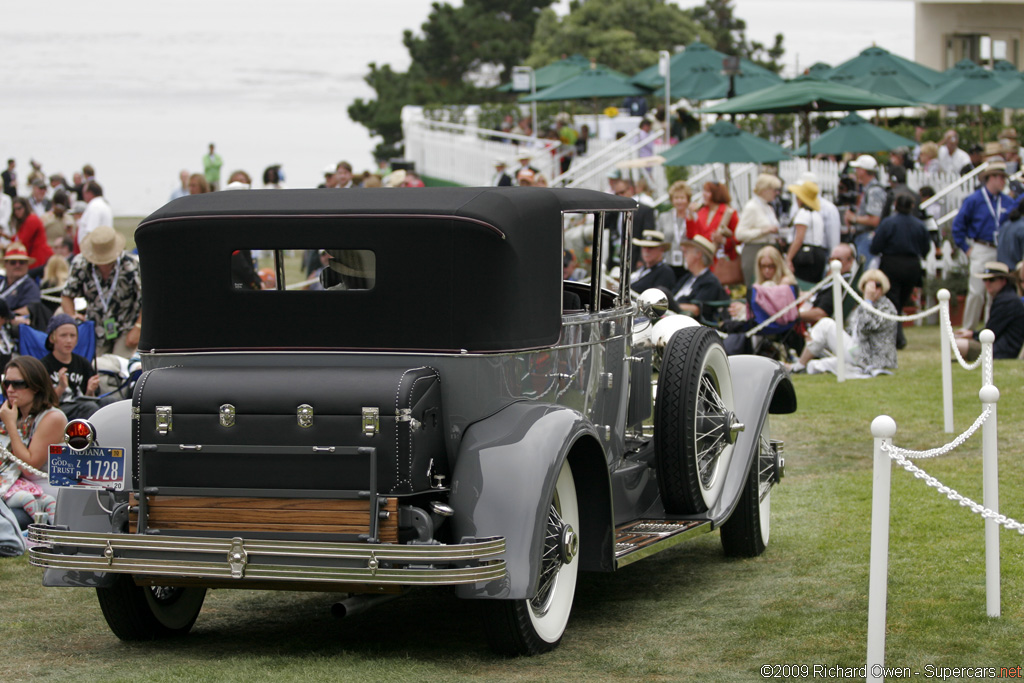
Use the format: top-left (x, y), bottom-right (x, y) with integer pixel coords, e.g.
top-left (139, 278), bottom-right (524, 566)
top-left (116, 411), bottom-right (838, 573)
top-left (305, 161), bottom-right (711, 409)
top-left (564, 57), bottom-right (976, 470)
top-left (632, 40), bottom-right (781, 100)
top-left (661, 120), bottom-right (792, 166)
top-left (497, 55), bottom-right (628, 92)
top-left (659, 64), bottom-right (723, 99)
top-left (981, 72), bottom-right (1024, 109)
top-left (632, 41), bottom-right (724, 89)
top-left (829, 46), bottom-right (943, 93)
top-left (519, 68), bottom-right (649, 102)
top-left (702, 76), bottom-right (915, 162)
top-left (805, 62), bottom-right (834, 80)
top-left (941, 58), bottom-right (985, 79)
top-left (838, 67), bottom-right (935, 101)
top-left (920, 69), bottom-right (1003, 106)
top-left (792, 113), bottom-right (917, 156)
top-left (653, 64), bottom-right (780, 100)
top-left (702, 75), bottom-right (915, 115)
top-left (992, 59), bottom-right (1019, 80)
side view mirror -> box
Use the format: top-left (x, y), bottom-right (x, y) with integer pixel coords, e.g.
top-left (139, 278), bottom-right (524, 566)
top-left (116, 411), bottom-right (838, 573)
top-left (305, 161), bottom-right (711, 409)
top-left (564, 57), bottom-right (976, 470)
top-left (637, 288), bottom-right (669, 321)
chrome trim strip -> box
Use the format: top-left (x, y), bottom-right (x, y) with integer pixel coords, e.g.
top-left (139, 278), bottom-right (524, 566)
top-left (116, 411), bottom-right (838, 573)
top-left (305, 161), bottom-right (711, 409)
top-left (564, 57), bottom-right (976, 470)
top-left (28, 526), bottom-right (504, 562)
top-left (28, 548), bottom-right (506, 586)
top-left (28, 526), bottom-right (506, 586)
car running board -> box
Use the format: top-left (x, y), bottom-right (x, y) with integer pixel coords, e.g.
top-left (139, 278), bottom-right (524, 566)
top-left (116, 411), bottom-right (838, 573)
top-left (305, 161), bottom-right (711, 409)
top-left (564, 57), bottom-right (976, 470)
top-left (614, 519), bottom-right (712, 568)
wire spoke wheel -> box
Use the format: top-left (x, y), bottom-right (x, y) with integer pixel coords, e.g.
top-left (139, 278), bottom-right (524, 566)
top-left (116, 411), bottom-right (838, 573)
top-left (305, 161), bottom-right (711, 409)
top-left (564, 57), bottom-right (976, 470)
top-left (695, 374), bottom-right (732, 489)
top-left (482, 460), bottom-right (579, 656)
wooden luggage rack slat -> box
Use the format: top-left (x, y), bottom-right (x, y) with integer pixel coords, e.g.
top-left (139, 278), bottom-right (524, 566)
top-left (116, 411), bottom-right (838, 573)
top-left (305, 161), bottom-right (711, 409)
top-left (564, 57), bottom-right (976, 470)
top-left (129, 494), bottom-right (399, 542)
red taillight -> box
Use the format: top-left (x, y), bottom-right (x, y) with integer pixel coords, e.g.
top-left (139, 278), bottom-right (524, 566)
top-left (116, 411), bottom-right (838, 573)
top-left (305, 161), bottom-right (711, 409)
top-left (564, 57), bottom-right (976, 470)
top-left (64, 420), bottom-right (96, 451)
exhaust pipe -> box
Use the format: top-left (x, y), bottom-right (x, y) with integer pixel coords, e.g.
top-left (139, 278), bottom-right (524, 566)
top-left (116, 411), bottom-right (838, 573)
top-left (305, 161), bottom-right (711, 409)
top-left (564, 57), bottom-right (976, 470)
top-left (331, 593), bottom-right (400, 619)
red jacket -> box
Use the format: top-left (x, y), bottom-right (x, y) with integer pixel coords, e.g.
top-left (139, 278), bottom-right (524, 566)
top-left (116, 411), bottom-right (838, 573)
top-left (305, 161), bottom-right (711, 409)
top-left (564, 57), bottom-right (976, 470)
top-left (692, 204), bottom-right (739, 261)
top-left (17, 213), bottom-right (54, 267)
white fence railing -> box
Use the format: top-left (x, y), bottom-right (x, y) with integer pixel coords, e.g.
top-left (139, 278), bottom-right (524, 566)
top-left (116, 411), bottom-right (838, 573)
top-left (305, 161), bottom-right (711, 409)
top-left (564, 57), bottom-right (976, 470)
top-left (403, 115), bottom-right (984, 234)
top-left (403, 118), bottom-right (560, 187)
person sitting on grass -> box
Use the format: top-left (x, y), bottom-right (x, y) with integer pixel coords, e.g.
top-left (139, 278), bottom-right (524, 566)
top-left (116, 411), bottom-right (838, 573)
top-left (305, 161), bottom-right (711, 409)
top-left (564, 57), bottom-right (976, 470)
top-left (787, 269), bottom-right (898, 377)
top-left (954, 262), bottom-right (1024, 360)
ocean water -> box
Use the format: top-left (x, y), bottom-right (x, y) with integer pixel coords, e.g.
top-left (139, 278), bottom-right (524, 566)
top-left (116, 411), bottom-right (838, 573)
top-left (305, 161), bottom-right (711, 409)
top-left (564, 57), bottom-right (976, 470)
top-left (2, 0), bottom-right (912, 216)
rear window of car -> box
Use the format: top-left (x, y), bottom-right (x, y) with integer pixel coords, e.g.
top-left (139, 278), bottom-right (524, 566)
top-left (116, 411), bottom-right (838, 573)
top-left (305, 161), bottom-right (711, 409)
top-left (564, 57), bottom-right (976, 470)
top-left (234, 249), bottom-right (376, 291)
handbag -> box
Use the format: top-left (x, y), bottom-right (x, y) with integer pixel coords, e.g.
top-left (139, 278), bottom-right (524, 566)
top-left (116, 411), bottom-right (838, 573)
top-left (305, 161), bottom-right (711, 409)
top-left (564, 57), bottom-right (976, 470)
top-left (712, 255), bottom-right (744, 285)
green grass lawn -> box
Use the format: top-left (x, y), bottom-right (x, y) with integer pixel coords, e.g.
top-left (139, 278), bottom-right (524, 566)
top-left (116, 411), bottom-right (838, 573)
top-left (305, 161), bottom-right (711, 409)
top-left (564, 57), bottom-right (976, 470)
top-left (3, 325), bottom-right (1022, 681)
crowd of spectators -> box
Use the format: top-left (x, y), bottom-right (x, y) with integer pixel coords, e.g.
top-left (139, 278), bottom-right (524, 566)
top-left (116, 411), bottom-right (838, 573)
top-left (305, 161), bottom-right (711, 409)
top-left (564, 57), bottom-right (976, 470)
top-left (607, 123), bottom-right (1024, 373)
top-left (0, 156), bottom-right (145, 438)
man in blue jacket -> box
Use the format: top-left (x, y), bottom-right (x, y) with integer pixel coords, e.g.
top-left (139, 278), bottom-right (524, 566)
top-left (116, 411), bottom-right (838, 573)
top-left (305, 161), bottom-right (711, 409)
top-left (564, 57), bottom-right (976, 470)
top-left (952, 161), bottom-right (1010, 330)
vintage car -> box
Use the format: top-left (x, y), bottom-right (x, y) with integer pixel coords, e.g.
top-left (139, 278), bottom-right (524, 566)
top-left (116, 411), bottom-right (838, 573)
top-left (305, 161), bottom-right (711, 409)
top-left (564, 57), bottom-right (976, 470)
top-left (30, 187), bottom-right (795, 655)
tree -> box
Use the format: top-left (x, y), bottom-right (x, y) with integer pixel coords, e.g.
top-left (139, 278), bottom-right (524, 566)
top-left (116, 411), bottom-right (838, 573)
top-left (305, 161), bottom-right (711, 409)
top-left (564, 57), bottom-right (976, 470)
top-left (348, 0), bottom-right (553, 160)
top-left (687, 0), bottom-right (785, 74)
top-left (527, 0), bottom-right (707, 76)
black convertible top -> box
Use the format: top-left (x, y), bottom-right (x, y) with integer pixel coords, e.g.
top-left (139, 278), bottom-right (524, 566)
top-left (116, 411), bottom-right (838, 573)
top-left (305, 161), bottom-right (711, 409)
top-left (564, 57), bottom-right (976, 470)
top-left (136, 187), bottom-right (636, 353)
top-left (141, 186), bottom-right (636, 226)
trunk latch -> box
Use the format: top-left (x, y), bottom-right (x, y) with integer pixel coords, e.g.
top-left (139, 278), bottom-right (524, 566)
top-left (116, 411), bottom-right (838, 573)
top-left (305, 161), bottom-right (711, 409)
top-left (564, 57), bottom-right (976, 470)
top-left (219, 404), bottom-right (235, 428)
top-left (156, 406), bottom-right (172, 435)
top-left (297, 404), bottom-right (314, 428)
top-left (362, 407), bottom-right (379, 436)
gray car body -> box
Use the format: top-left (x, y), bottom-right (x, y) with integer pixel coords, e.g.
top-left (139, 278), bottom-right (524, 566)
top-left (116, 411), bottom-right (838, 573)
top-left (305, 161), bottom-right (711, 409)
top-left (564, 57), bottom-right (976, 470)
top-left (42, 188), bottom-right (795, 602)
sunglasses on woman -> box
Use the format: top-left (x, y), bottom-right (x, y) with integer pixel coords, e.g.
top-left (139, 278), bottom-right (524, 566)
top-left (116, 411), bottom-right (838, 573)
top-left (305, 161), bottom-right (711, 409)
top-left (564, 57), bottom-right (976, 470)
top-left (2, 379), bottom-right (28, 390)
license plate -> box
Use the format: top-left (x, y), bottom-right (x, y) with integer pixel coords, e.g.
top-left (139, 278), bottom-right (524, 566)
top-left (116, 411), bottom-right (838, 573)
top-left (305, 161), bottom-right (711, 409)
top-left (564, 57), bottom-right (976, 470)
top-left (48, 445), bottom-right (127, 490)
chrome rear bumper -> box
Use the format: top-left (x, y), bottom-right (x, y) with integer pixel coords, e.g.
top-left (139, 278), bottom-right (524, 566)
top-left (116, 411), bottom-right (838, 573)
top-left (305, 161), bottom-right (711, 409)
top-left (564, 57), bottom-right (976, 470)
top-left (28, 525), bottom-right (506, 586)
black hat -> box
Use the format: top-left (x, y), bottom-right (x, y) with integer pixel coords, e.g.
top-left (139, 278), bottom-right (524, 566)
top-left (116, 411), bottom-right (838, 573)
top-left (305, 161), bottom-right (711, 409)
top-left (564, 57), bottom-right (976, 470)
top-left (45, 313), bottom-right (77, 351)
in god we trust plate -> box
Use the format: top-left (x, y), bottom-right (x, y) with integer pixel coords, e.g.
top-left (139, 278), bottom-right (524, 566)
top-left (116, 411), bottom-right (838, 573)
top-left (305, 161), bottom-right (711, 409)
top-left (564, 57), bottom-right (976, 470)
top-left (48, 445), bottom-right (127, 490)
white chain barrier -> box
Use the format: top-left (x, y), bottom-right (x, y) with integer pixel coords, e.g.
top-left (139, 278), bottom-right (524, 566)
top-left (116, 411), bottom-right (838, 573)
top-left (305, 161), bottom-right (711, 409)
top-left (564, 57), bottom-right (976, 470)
top-left (936, 289), bottom-right (986, 371)
top-left (879, 405), bottom-right (1022, 533)
top-left (0, 443), bottom-right (47, 478)
top-left (867, 386), bottom-right (1006, 679)
top-left (887, 406), bottom-right (990, 460)
top-left (834, 273), bottom-right (941, 322)
top-left (883, 439), bottom-right (1023, 534)
top-left (824, 262), bottom-right (992, 433)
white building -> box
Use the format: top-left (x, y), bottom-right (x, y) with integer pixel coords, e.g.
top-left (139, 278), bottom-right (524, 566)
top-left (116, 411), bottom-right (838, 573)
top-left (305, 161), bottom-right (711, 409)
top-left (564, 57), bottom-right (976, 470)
top-left (915, 0), bottom-right (1024, 69)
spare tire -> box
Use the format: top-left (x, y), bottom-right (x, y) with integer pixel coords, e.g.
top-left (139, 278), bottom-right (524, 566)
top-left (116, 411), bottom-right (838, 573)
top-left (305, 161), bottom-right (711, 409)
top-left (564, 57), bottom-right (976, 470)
top-left (655, 326), bottom-right (737, 514)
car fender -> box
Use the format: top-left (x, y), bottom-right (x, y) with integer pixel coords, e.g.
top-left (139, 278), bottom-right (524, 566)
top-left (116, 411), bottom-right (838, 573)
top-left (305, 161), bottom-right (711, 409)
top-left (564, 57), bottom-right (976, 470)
top-left (707, 355), bottom-right (796, 526)
top-left (44, 399), bottom-right (133, 588)
top-left (450, 401), bottom-right (605, 600)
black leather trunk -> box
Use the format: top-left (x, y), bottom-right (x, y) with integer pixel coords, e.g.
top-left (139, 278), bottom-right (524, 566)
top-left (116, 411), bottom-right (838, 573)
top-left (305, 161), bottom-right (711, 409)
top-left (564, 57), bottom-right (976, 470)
top-left (132, 366), bottom-right (447, 495)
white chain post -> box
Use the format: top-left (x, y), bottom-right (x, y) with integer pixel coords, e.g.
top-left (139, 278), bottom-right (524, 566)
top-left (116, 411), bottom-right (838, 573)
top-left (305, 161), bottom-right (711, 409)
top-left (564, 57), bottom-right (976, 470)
top-left (979, 329), bottom-right (994, 389)
top-left (980, 383), bottom-right (1000, 618)
top-left (867, 415), bottom-right (896, 683)
top-left (938, 289), bottom-right (953, 433)
top-left (831, 260), bottom-right (846, 383)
